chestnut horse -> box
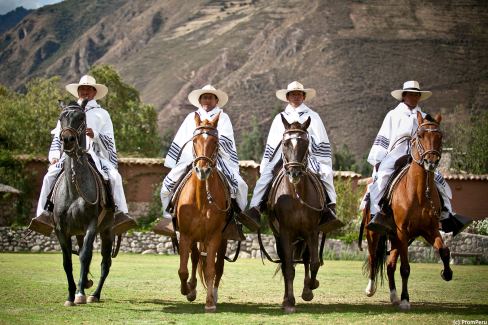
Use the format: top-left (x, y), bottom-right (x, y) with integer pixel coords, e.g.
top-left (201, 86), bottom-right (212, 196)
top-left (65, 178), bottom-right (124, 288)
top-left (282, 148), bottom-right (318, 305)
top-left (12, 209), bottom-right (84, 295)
top-left (360, 112), bottom-right (452, 310)
top-left (266, 115), bottom-right (326, 313)
top-left (176, 112), bottom-right (230, 312)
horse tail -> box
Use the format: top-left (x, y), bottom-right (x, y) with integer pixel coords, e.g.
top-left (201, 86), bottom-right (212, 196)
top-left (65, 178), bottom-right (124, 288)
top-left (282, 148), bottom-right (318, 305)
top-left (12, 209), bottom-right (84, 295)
top-left (363, 234), bottom-right (388, 285)
top-left (197, 243), bottom-right (207, 290)
top-left (111, 234), bottom-right (122, 258)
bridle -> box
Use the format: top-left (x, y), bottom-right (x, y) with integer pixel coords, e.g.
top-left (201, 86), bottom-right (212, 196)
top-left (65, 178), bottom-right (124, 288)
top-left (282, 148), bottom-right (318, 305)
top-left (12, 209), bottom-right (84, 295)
top-left (191, 125), bottom-right (219, 169)
top-left (281, 128), bottom-right (324, 212)
top-left (282, 128), bottom-right (309, 173)
top-left (59, 106), bottom-right (88, 159)
top-left (411, 121), bottom-right (442, 168)
top-left (191, 124), bottom-right (230, 212)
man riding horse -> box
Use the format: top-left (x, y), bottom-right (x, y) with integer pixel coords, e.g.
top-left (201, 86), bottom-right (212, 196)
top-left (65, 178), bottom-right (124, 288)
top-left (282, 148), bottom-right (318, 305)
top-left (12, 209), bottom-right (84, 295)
top-left (153, 85), bottom-right (251, 239)
top-left (241, 81), bottom-right (343, 233)
top-left (365, 80), bottom-right (470, 235)
top-left (28, 75), bottom-right (137, 236)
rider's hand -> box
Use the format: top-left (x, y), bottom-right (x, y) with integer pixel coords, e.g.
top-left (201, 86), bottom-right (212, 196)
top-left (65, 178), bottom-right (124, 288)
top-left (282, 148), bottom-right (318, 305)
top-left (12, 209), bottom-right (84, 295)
top-left (86, 128), bottom-right (94, 138)
top-left (50, 158), bottom-right (59, 165)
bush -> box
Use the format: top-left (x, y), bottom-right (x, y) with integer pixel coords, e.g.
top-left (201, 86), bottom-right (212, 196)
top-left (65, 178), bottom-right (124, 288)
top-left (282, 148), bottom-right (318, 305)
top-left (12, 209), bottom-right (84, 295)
top-left (465, 219), bottom-right (488, 236)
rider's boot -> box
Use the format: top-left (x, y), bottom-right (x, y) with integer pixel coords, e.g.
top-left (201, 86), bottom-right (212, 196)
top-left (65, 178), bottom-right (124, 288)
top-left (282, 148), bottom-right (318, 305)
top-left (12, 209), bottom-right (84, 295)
top-left (440, 210), bottom-right (472, 236)
top-left (238, 207), bottom-right (261, 232)
top-left (222, 218), bottom-right (246, 241)
top-left (112, 211), bottom-right (137, 235)
top-left (153, 217), bottom-right (176, 237)
top-left (28, 211), bottom-right (54, 236)
top-left (366, 210), bottom-right (395, 235)
top-left (319, 203), bottom-right (344, 233)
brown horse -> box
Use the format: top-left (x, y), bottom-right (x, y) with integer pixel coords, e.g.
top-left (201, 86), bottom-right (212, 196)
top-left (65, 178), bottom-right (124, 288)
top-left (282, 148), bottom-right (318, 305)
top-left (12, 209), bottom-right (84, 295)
top-left (360, 112), bottom-right (452, 310)
top-left (266, 115), bottom-right (326, 313)
top-left (176, 112), bottom-right (230, 312)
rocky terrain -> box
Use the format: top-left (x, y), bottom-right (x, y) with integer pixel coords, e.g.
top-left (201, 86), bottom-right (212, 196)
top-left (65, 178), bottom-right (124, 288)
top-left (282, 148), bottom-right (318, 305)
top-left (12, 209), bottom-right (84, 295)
top-left (1, 0), bottom-right (487, 159)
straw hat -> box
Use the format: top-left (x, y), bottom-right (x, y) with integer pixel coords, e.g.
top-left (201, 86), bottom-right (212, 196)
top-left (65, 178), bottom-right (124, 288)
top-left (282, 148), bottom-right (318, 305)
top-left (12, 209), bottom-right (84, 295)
top-left (276, 81), bottom-right (316, 102)
top-left (188, 84), bottom-right (228, 108)
top-left (391, 80), bottom-right (432, 102)
top-left (65, 75), bottom-right (108, 100)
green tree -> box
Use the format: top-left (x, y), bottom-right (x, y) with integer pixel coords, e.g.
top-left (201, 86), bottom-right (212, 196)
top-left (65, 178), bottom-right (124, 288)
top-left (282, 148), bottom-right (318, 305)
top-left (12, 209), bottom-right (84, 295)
top-left (449, 110), bottom-right (488, 174)
top-left (238, 116), bottom-right (264, 162)
top-left (89, 64), bottom-right (161, 157)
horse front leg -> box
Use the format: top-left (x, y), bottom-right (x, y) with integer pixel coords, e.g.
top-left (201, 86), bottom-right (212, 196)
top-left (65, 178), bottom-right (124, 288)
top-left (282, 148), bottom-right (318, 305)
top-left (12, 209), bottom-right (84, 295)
top-left (280, 232), bottom-right (296, 313)
top-left (75, 224), bottom-right (97, 304)
top-left (423, 230), bottom-right (452, 281)
top-left (57, 232), bottom-right (77, 306)
top-left (203, 237), bottom-right (219, 312)
top-left (178, 235), bottom-right (191, 297)
top-left (213, 238), bottom-right (227, 306)
top-left (302, 233), bottom-right (320, 301)
top-left (88, 228), bottom-right (113, 303)
top-left (398, 240), bottom-right (411, 310)
top-left (185, 242), bottom-right (199, 302)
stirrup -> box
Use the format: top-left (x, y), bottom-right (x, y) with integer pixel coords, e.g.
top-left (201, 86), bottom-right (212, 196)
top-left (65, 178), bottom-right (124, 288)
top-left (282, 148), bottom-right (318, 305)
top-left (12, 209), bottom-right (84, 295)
top-left (366, 212), bottom-right (395, 235)
top-left (238, 207), bottom-right (261, 232)
top-left (222, 219), bottom-right (245, 241)
top-left (28, 212), bottom-right (54, 236)
top-left (112, 212), bottom-right (137, 235)
top-left (153, 218), bottom-right (176, 237)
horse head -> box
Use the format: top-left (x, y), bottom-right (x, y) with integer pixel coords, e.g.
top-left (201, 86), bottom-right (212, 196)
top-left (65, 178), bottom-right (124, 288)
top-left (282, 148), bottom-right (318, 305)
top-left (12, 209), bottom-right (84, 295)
top-left (192, 112), bottom-right (220, 181)
top-left (281, 114), bottom-right (311, 184)
top-left (412, 112), bottom-right (443, 172)
top-left (59, 99), bottom-right (88, 158)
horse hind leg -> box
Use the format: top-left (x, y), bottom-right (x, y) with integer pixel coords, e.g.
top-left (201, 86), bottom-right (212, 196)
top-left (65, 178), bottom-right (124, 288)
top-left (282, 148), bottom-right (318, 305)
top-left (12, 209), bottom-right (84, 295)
top-left (178, 236), bottom-right (192, 297)
top-left (212, 239), bottom-right (227, 306)
top-left (279, 233), bottom-right (296, 313)
top-left (88, 229), bottom-right (113, 303)
top-left (387, 247), bottom-right (400, 305)
top-left (398, 241), bottom-right (411, 310)
top-left (203, 238), bottom-right (219, 313)
top-left (302, 236), bottom-right (320, 302)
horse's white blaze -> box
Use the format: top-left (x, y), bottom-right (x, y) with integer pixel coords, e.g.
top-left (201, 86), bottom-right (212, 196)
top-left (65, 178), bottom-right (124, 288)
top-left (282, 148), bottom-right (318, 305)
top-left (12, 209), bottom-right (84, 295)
top-left (365, 279), bottom-right (376, 297)
top-left (390, 289), bottom-right (400, 305)
top-left (291, 138), bottom-right (298, 149)
top-left (399, 299), bottom-right (411, 310)
top-left (203, 133), bottom-right (208, 140)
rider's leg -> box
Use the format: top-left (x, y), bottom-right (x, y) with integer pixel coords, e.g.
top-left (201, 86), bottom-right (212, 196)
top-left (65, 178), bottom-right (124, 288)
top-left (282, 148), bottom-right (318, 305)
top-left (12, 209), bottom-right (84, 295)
top-left (435, 173), bottom-right (471, 236)
top-left (109, 169), bottom-right (137, 234)
top-left (29, 164), bottom-right (61, 236)
top-left (367, 160), bottom-right (396, 234)
top-left (318, 172), bottom-right (344, 233)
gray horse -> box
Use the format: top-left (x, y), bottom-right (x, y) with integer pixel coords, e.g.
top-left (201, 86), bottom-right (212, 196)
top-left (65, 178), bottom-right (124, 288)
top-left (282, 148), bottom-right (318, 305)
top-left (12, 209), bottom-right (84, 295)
top-left (54, 100), bottom-right (116, 306)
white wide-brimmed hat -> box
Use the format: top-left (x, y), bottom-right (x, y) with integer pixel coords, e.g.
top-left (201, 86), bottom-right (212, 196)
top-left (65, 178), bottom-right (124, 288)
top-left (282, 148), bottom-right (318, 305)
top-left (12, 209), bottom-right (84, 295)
top-left (188, 84), bottom-right (228, 108)
top-left (65, 75), bottom-right (108, 100)
top-left (391, 80), bottom-right (432, 102)
top-left (276, 81), bottom-right (316, 102)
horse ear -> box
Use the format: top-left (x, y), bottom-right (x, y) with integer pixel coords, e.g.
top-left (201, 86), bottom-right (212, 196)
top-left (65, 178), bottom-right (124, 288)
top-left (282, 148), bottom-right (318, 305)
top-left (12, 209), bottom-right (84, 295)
top-left (81, 99), bottom-right (88, 109)
top-left (194, 112), bottom-right (202, 126)
top-left (280, 113), bottom-right (290, 129)
top-left (302, 116), bottom-right (311, 130)
top-left (435, 113), bottom-right (442, 124)
top-left (417, 111), bottom-right (424, 125)
top-left (210, 112), bottom-right (221, 127)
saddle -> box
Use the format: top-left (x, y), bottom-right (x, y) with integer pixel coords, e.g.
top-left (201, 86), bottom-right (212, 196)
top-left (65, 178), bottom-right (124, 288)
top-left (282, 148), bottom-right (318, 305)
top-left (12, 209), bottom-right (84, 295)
top-left (378, 154), bottom-right (412, 214)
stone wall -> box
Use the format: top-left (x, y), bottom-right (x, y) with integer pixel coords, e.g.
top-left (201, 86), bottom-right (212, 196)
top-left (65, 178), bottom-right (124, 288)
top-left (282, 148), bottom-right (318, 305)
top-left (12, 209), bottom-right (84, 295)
top-left (1, 227), bottom-right (486, 265)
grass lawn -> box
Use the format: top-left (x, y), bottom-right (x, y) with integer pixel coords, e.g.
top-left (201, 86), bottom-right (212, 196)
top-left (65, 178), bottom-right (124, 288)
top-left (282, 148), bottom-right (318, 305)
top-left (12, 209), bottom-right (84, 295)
top-left (0, 253), bottom-right (487, 324)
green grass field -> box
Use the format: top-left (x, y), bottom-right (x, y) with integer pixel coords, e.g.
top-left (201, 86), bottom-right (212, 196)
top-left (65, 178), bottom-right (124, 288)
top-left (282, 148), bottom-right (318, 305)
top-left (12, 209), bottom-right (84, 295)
top-left (0, 253), bottom-right (487, 324)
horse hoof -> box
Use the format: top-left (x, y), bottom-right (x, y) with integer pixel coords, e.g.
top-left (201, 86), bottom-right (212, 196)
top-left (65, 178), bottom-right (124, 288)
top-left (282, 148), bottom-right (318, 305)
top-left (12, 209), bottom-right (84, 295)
top-left (365, 280), bottom-right (376, 297)
top-left (390, 290), bottom-right (400, 305)
top-left (87, 296), bottom-right (99, 303)
top-left (85, 279), bottom-right (93, 289)
top-left (301, 289), bottom-right (314, 301)
top-left (186, 290), bottom-right (197, 302)
top-left (399, 300), bottom-right (411, 310)
top-left (283, 306), bottom-right (296, 314)
top-left (205, 305), bottom-right (217, 313)
top-left (74, 294), bottom-right (86, 304)
top-left (64, 301), bottom-right (76, 307)
top-left (441, 269), bottom-right (453, 282)
top-left (310, 279), bottom-right (319, 290)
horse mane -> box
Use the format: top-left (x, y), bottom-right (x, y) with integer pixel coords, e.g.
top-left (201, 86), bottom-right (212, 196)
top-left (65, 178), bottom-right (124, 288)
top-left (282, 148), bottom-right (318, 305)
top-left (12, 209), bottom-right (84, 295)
top-left (424, 113), bottom-right (436, 123)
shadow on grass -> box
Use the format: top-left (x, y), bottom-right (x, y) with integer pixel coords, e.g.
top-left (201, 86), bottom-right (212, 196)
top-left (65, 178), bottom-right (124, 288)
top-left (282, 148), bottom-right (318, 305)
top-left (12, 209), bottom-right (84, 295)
top-left (122, 299), bottom-right (488, 316)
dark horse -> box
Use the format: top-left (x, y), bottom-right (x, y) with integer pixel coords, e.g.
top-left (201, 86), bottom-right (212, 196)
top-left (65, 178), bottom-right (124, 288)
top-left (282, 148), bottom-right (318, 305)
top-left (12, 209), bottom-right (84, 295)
top-left (54, 101), bottom-right (116, 306)
top-left (360, 112), bottom-right (451, 310)
top-left (266, 115), bottom-right (326, 313)
top-left (176, 113), bottom-right (230, 312)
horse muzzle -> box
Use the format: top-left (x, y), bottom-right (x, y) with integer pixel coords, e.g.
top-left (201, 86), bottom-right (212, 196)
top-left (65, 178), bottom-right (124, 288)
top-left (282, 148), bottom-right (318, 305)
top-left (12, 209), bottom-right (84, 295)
top-left (286, 169), bottom-right (303, 185)
top-left (423, 159), bottom-right (439, 172)
top-left (194, 165), bottom-right (212, 181)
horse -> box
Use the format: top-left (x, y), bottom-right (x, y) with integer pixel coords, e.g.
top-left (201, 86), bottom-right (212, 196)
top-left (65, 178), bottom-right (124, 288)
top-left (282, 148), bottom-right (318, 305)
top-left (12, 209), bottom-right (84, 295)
top-left (176, 112), bottom-right (230, 312)
top-left (54, 100), bottom-right (116, 306)
top-left (359, 112), bottom-right (452, 310)
top-left (265, 114), bottom-right (327, 313)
